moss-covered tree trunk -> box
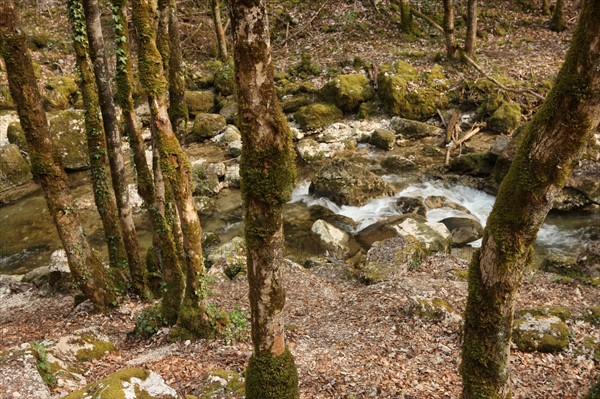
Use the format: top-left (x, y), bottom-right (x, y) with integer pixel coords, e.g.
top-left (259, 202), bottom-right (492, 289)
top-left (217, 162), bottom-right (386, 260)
top-left (442, 0), bottom-right (458, 58)
top-left (211, 0), bottom-right (228, 61)
top-left (131, 0), bottom-right (213, 336)
top-left (399, 0), bottom-right (414, 34)
top-left (229, 1), bottom-right (299, 398)
top-left (465, 0), bottom-right (477, 56)
top-left (67, 0), bottom-right (129, 280)
top-left (460, 0), bottom-right (600, 397)
top-left (0, 0), bottom-right (117, 310)
top-left (550, 0), bottom-right (566, 31)
top-left (81, 0), bottom-right (147, 297)
top-left (542, 0), bottom-right (551, 16)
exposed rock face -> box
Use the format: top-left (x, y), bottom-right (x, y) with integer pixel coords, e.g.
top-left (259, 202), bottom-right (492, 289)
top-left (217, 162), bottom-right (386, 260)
top-left (189, 113), bottom-right (227, 142)
top-left (389, 117), bottom-right (443, 139)
top-left (512, 314), bottom-right (570, 353)
top-left (576, 241), bottom-right (600, 278)
top-left (320, 74), bottom-right (375, 113)
top-left (541, 252), bottom-right (579, 276)
top-left (440, 213), bottom-right (484, 246)
top-left (566, 159), bottom-right (600, 205)
top-left (311, 219), bottom-right (360, 259)
top-left (0, 345), bottom-right (52, 399)
top-left (185, 90), bottom-right (215, 114)
top-left (309, 159), bottom-right (398, 206)
top-left (360, 236), bottom-right (424, 283)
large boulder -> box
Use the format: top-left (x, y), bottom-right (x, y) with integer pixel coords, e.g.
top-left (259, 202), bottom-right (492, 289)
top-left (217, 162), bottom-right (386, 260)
top-left (309, 159), bottom-right (398, 206)
top-left (281, 93), bottom-right (315, 113)
top-left (487, 102), bottom-right (521, 133)
top-left (448, 153), bottom-right (496, 177)
top-left (389, 117), bottom-right (443, 139)
top-left (320, 74), bottom-right (375, 113)
top-left (48, 110), bottom-right (90, 170)
top-left (355, 214), bottom-right (426, 250)
top-left (189, 113), bottom-right (227, 143)
top-left (192, 163), bottom-right (224, 196)
top-left (360, 236), bottom-right (424, 283)
top-left (512, 314), bottom-right (569, 353)
top-left (185, 90), bottom-right (215, 114)
top-left (369, 128), bottom-right (396, 150)
top-left (395, 218), bottom-right (452, 254)
top-left (0, 144), bottom-right (32, 192)
top-left (440, 213), bottom-right (484, 246)
top-left (311, 219), bottom-right (360, 259)
top-left (294, 103), bottom-right (343, 130)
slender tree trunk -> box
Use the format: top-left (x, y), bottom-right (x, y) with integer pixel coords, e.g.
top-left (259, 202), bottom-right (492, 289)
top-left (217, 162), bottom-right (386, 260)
top-left (460, 0), bottom-right (600, 397)
top-left (443, 0), bottom-right (458, 58)
top-left (399, 0), bottom-right (413, 34)
top-left (82, 0), bottom-right (147, 297)
top-left (229, 1), bottom-right (299, 398)
top-left (167, 0), bottom-right (188, 140)
top-left (0, 0), bottom-right (117, 310)
top-left (542, 0), bottom-right (551, 15)
top-left (550, 0), bottom-right (566, 31)
top-left (211, 0), bottom-right (228, 61)
top-left (131, 0), bottom-right (213, 336)
top-left (112, 0), bottom-right (184, 318)
top-left (465, 0), bottom-right (477, 56)
top-left (67, 0), bottom-right (128, 281)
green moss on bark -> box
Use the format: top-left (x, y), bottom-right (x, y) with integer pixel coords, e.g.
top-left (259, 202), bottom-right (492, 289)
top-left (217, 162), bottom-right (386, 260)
top-left (245, 349), bottom-right (299, 399)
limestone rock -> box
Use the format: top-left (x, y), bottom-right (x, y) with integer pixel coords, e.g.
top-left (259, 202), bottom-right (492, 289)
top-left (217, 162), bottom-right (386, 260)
top-left (212, 125), bottom-right (241, 146)
top-left (206, 237), bottom-right (246, 280)
top-left (320, 74), bottom-right (375, 113)
top-left (0, 144), bottom-right (32, 193)
top-left (42, 75), bottom-right (79, 111)
top-left (440, 213), bottom-right (484, 246)
top-left (513, 314), bottom-right (569, 353)
top-left (355, 214), bottom-right (425, 250)
top-left (369, 128), bottom-right (396, 150)
top-left (394, 218), bottom-right (452, 254)
top-left (389, 117), bottom-right (443, 139)
top-left (189, 113), bottom-right (227, 143)
top-left (360, 236), bottom-right (424, 283)
top-left (296, 138), bottom-right (326, 163)
top-left (185, 90), bottom-right (215, 115)
top-left (311, 219), bottom-right (360, 259)
top-left (381, 155), bottom-right (417, 173)
top-left (406, 296), bottom-right (461, 323)
top-left (576, 241), bottom-right (600, 278)
top-left (226, 140), bottom-right (242, 158)
top-left (396, 196), bottom-right (427, 217)
top-left (0, 346), bottom-right (52, 399)
top-left (424, 196), bottom-right (471, 213)
top-left (7, 121), bottom-right (28, 153)
top-left (541, 252), bottom-right (579, 276)
top-left (192, 163), bottom-right (224, 196)
top-left (48, 110), bottom-right (89, 170)
top-left (566, 159), bottom-right (600, 204)
top-left (448, 153), bottom-right (496, 177)
top-left (294, 103), bottom-right (343, 131)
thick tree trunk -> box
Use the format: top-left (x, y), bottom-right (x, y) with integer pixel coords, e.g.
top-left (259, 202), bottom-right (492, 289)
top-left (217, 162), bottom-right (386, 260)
top-left (67, 0), bottom-right (128, 280)
top-left (465, 0), bottom-right (477, 56)
top-left (0, 0), bottom-right (117, 310)
top-left (82, 0), bottom-right (147, 297)
top-left (550, 0), bottom-right (566, 31)
top-left (131, 0), bottom-right (213, 336)
top-left (443, 0), bottom-right (458, 58)
top-left (460, 0), bottom-right (600, 397)
top-left (229, 1), bottom-right (299, 398)
top-left (399, 0), bottom-right (413, 34)
top-left (211, 0), bottom-right (228, 61)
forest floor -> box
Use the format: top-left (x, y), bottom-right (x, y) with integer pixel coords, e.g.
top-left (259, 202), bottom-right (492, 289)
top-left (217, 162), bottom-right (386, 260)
top-left (1, 0), bottom-right (598, 397)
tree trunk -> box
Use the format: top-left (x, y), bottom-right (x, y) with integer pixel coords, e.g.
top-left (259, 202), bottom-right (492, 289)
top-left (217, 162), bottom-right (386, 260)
top-left (82, 0), bottom-right (147, 297)
top-left (211, 0), bottom-right (228, 61)
top-left (465, 0), bottom-right (477, 56)
top-left (542, 0), bottom-right (551, 15)
top-left (0, 0), bottom-right (117, 310)
top-left (550, 0), bottom-right (566, 31)
top-left (167, 0), bottom-right (188, 141)
top-left (131, 0), bottom-right (213, 336)
top-left (67, 0), bottom-right (128, 281)
top-left (460, 0), bottom-right (600, 397)
top-left (443, 0), bottom-right (458, 58)
top-left (399, 0), bottom-right (413, 34)
top-left (229, 1), bottom-right (299, 398)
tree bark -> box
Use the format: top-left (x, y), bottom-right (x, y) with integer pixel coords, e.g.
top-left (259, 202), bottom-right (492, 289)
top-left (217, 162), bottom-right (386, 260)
top-left (211, 0), bottom-right (228, 61)
top-left (542, 0), bottom-right (551, 15)
top-left (460, 0), bottom-right (600, 397)
top-left (399, 0), bottom-right (413, 34)
top-left (0, 0), bottom-right (117, 310)
top-left (443, 0), bottom-right (458, 58)
top-left (465, 0), bottom-right (477, 56)
top-left (550, 0), bottom-right (566, 31)
top-left (229, 1), bottom-right (299, 398)
top-left (82, 0), bottom-right (147, 297)
top-left (131, 0), bottom-right (213, 336)
top-left (167, 0), bottom-right (188, 140)
top-left (67, 0), bottom-right (128, 281)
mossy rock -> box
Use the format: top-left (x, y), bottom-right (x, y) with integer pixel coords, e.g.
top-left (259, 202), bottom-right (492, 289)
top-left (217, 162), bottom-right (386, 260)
top-left (448, 153), bottom-right (496, 177)
top-left (513, 314), bottom-right (569, 353)
top-left (320, 74), bottom-right (375, 113)
top-left (357, 101), bottom-right (382, 119)
top-left (218, 95), bottom-right (238, 124)
top-left (379, 61), bottom-right (419, 79)
top-left (476, 92), bottom-right (505, 119)
top-left (185, 90), bottom-right (215, 115)
top-left (206, 237), bottom-right (247, 280)
top-left (0, 144), bottom-right (32, 192)
top-left (192, 163), bottom-right (222, 196)
top-left (407, 296), bottom-right (459, 322)
top-left (196, 369), bottom-right (245, 399)
top-left (62, 368), bottom-right (178, 399)
top-left (389, 116), bottom-right (442, 139)
top-left (360, 236), bottom-right (424, 283)
top-left (582, 306), bottom-right (600, 327)
top-left (369, 128), bottom-right (396, 150)
top-left (381, 155), bottom-right (417, 172)
top-left (213, 62), bottom-right (235, 96)
top-left (188, 113), bottom-right (227, 143)
top-left (487, 102), bottom-right (521, 133)
top-left (296, 138), bottom-right (326, 163)
top-left (7, 121), bottom-right (28, 153)
top-left (0, 85), bottom-right (15, 109)
top-left (294, 103), bottom-right (343, 131)
top-left (43, 76), bottom-right (79, 111)
top-left (515, 307), bottom-right (572, 322)
top-left (281, 93), bottom-right (315, 113)
top-left (289, 53), bottom-right (322, 78)
top-left (541, 252), bottom-right (579, 276)
top-left (48, 110), bottom-right (89, 170)
top-left (395, 218), bottom-right (452, 254)
top-left (423, 64), bottom-right (449, 90)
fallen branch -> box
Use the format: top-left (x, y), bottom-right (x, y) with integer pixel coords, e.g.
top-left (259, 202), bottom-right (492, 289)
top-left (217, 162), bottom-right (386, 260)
top-left (445, 123), bottom-right (483, 166)
top-left (280, 0), bottom-right (329, 45)
top-left (445, 109), bottom-right (460, 145)
top-left (411, 8), bottom-right (444, 33)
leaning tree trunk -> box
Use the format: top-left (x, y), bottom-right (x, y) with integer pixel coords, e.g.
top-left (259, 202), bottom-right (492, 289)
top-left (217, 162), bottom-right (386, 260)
top-left (112, 0), bottom-right (184, 316)
top-left (460, 0), bottom-right (600, 397)
top-left (550, 0), bottom-right (566, 31)
top-left (0, 0), bottom-right (117, 310)
top-left (82, 0), bottom-right (147, 297)
top-left (442, 0), bottom-right (458, 58)
top-left (465, 0), bottom-right (477, 56)
top-left (229, 1), bottom-right (299, 398)
top-left (131, 0), bottom-right (214, 336)
top-left (211, 0), bottom-right (228, 61)
top-left (67, 0), bottom-right (129, 280)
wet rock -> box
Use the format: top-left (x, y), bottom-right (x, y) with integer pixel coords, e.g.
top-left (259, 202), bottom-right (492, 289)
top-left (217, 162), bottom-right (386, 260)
top-left (406, 296), bottom-right (461, 323)
top-left (319, 74), bottom-right (375, 113)
top-left (0, 144), bottom-right (32, 193)
top-left (360, 236), bottom-right (424, 283)
top-left (316, 122), bottom-right (354, 143)
top-left (369, 128), bottom-right (396, 150)
top-left (396, 196), bottom-right (426, 217)
top-left (294, 103), bottom-right (343, 130)
top-left (185, 90), bottom-right (215, 115)
top-left (487, 102), bottom-right (521, 133)
top-left (309, 159), bottom-right (398, 206)
top-left (189, 113), bottom-right (227, 143)
top-left (381, 155), bottom-right (417, 173)
top-left (513, 314), bottom-right (569, 353)
top-left (440, 213), bottom-right (484, 246)
top-left (49, 110), bottom-right (89, 170)
top-left (355, 214), bottom-right (426, 250)
top-left (395, 218), bottom-right (452, 254)
top-left (389, 117), bottom-right (443, 139)
top-left (448, 153), bottom-right (496, 177)
top-left (311, 219), bottom-right (360, 260)
top-left (206, 237), bottom-right (246, 280)
top-left (424, 196), bottom-right (470, 213)
top-left (196, 369), bottom-right (245, 399)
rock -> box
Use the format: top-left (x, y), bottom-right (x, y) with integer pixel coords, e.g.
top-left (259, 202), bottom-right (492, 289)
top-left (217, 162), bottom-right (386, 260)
top-left (49, 110), bottom-right (90, 170)
top-left (424, 196), bottom-right (470, 213)
top-left (440, 213), bottom-right (484, 246)
top-left (192, 163), bottom-right (224, 196)
top-left (576, 241), bottom-right (600, 277)
top-left (42, 75), bottom-right (79, 111)
top-left (294, 103), bottom-right (343, 130)
top-left (0, 84), bottom-right (15, 109)
top-left (226, 140), bottom-right (242, 158)
top-left (395, 218), bottom-right (452, 254)
top-left (0, 144), bottom-right (32, 193)
top-left (296, 138), bottom-right (326, 163)
top-left (513, 314), bottom-right (569, 353)
top-left (206, 237), bottom-right (246, 279)
top-left (389, 117), bottom-right (443, 139)
top-left (185, 90), bottom-right (215, 114)
top-left (360, 236), bottom-right (424, 283)
top-left (212, 125), bottom-right (241, 145)
top-left (316, 122), bottom-right (355, 143)
top-left (214, 62), bottom-right (235, 96)
top-left (281, 93), bottom-right (315, 113)
top-left (7, 121), bottom-right (28, 152)
top-left (515, 306), bottom-right (572, 322)
top-left (448, 153), bottom-right (496, 177)
top-left (406, 296), bottom-right (461, 323)
top-left (196, 369), bottom-right (245, 399)
top-left (541, 252), bottom-right (579, 276)
top-left (218, 96), bottom-right (238, 124)
top-left (0, 346), bottom-right (52, 399)
top-left (355, 214), bottom-right (425, 250)
top-left (381, 155), bottom-right (417, 173)
top-left (224, 164), bottom-right (241, 188)
top-left (396, 196), bottom-right (427, 216)
top-left (311, 219), bottom-right (360, 259)
top-left (309, 159), bottom-right (398, 206)
top-left (189, 113), bottom-right (227, 143)
top-left (566, 159), bottom-right (600, 204)
top-left (62, 368), bottom-right (178, 399)
top-left (21, 250), bottom-right (72, 291)
top-left (369, 128), bottom-right (396, 150)
top-left (319, 74), bottom-right (375, 113)
top-left (487, 102), bottom-right (521, 133)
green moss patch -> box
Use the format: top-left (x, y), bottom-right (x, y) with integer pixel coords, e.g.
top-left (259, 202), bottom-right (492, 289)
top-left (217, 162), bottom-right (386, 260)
top-left (245, 349), bottom-right (299, 399)
top-left (294, 103), bottom-right (343, 130)
top-left (513, 314), bottom-right (569, 353)
top-left (320, 74), bottom-right (375, 113)
top-left (487, 102), bottom-right (522, 133)
top-left (197, 369), bottom-right (245, 399)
